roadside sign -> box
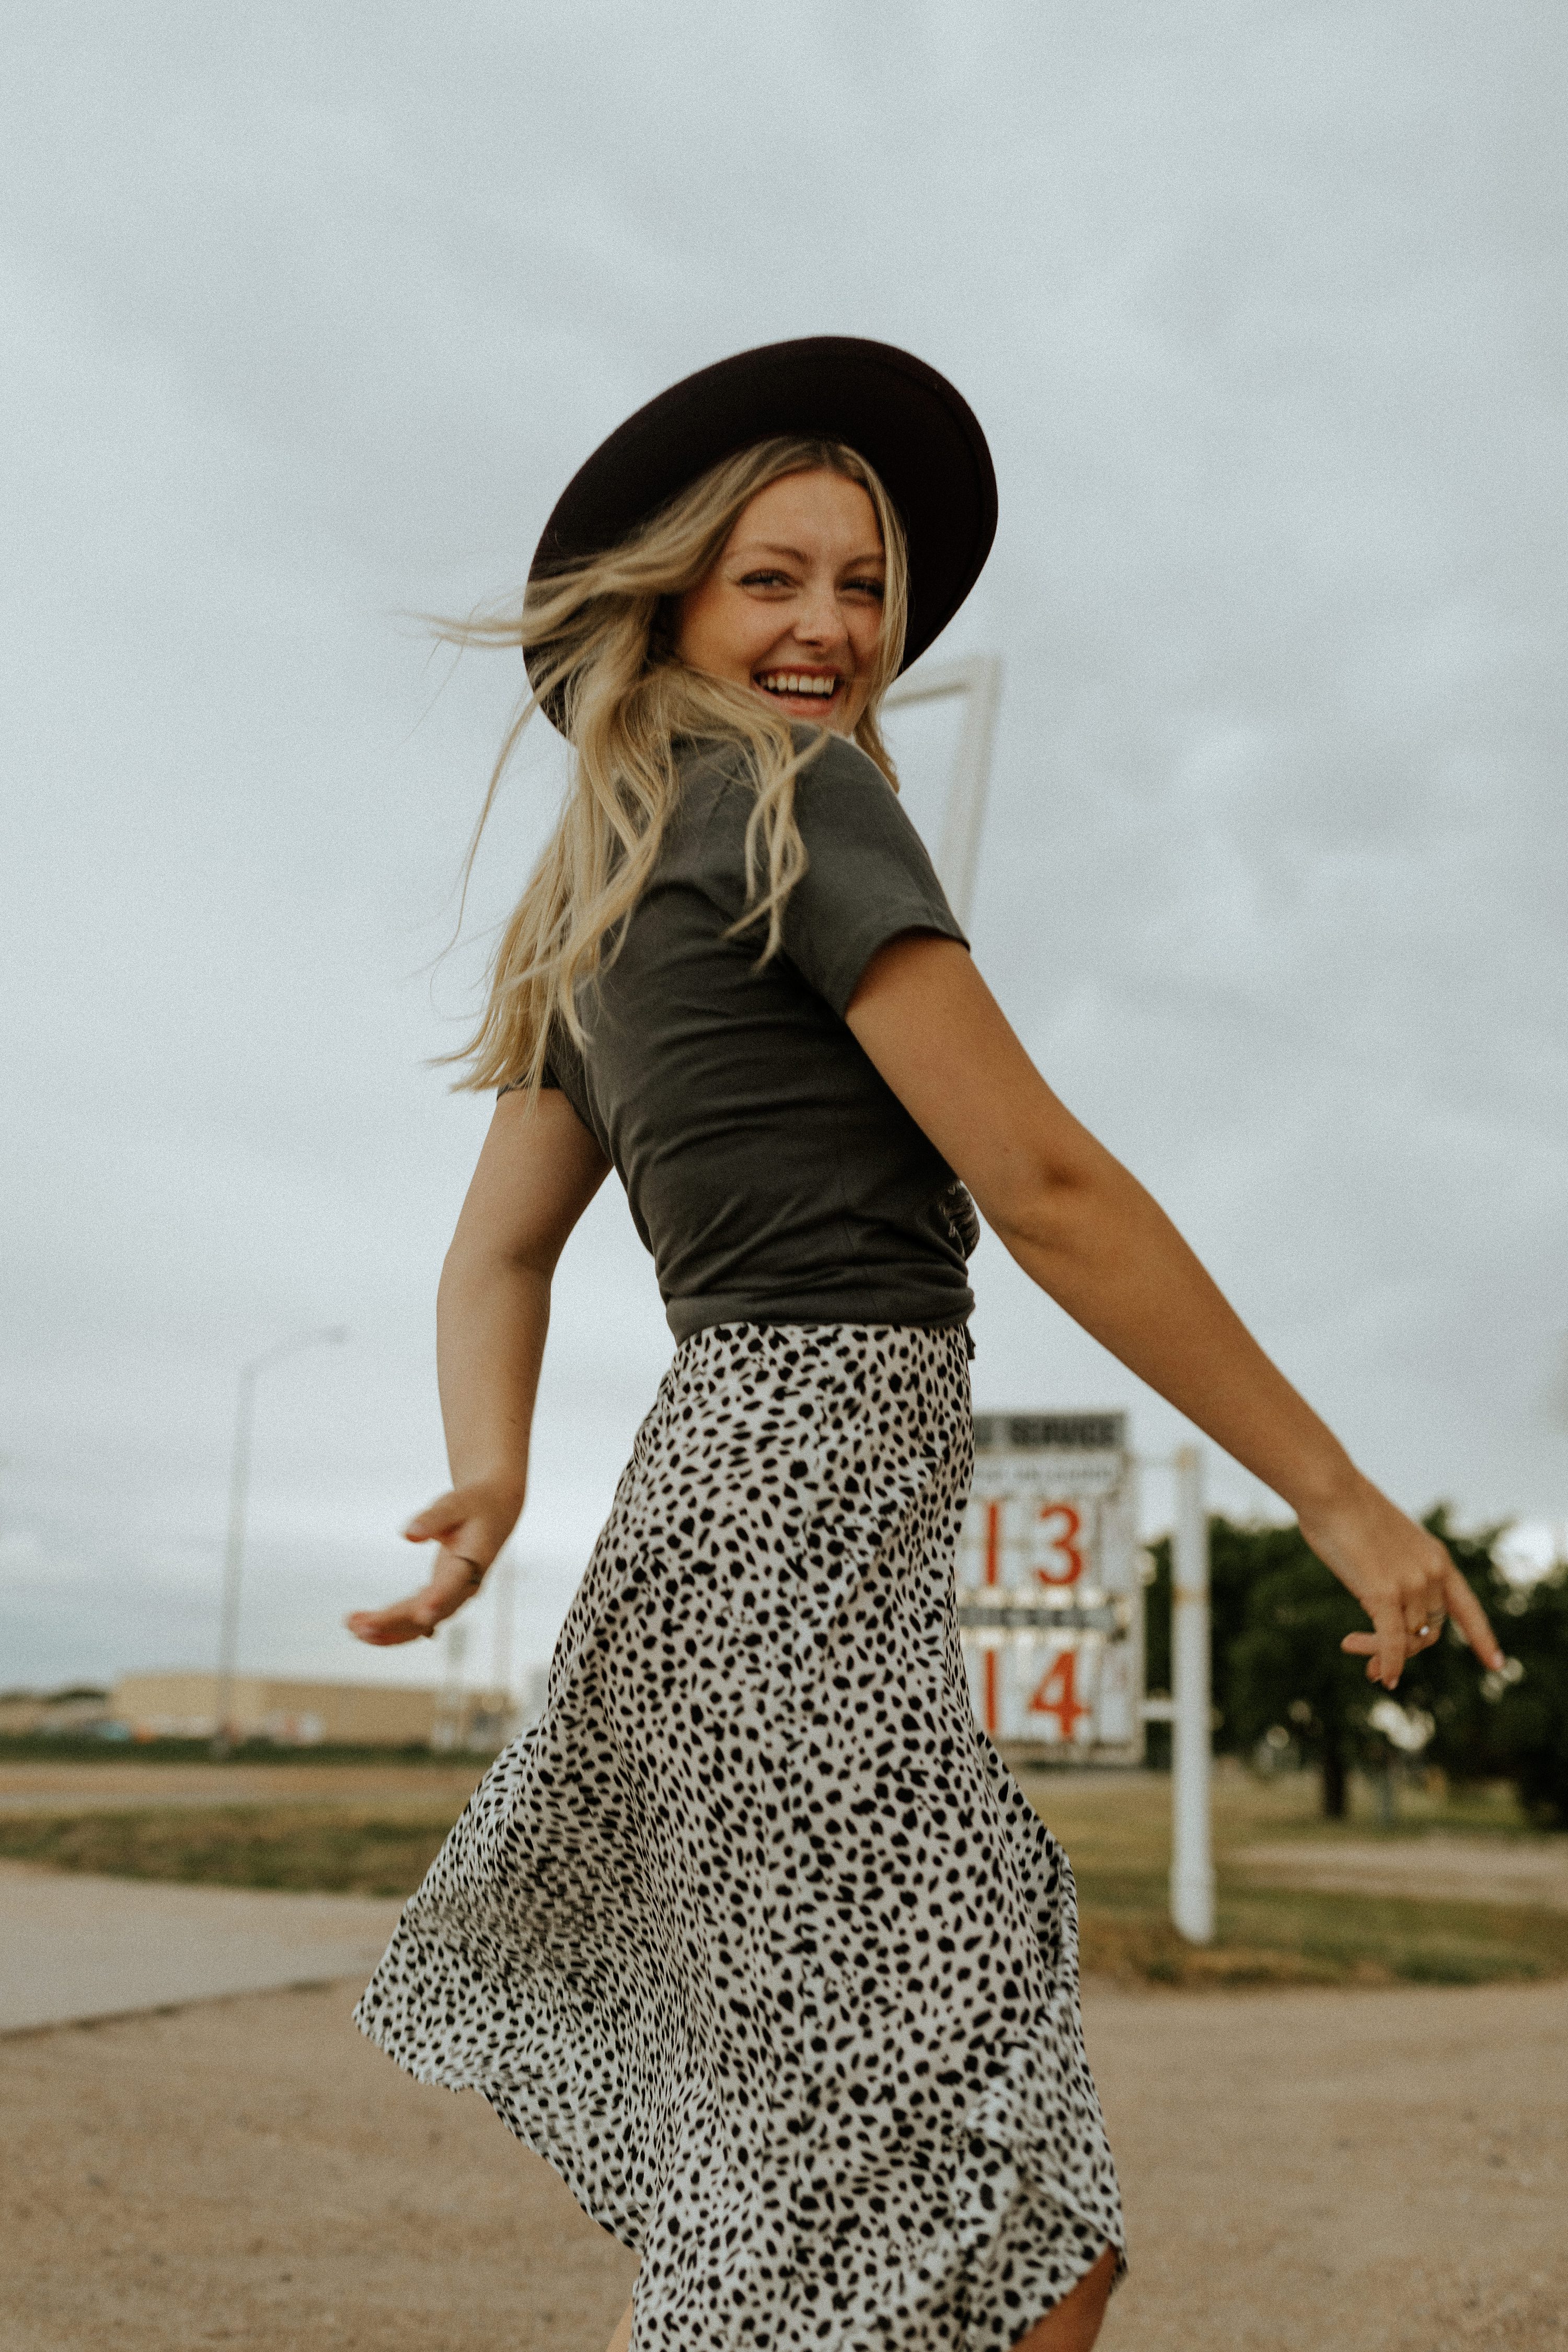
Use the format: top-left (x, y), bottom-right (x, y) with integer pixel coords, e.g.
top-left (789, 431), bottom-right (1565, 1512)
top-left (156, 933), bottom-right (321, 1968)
top-left (958, 1410), bottom-right (1144, 1762)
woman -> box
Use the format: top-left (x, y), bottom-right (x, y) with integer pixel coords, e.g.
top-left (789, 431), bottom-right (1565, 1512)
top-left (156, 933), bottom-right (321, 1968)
top-left (349, 338), bottom-right (1501, 2352)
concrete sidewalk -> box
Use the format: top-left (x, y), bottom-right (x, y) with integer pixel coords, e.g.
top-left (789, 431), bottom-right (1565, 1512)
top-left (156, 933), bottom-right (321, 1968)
top-left (0, 1861), bottom-right (405, 2033)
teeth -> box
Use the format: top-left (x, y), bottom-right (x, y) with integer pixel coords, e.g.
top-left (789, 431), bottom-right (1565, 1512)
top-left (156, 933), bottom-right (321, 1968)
top-left (760, 672), bottom-right (836, 696)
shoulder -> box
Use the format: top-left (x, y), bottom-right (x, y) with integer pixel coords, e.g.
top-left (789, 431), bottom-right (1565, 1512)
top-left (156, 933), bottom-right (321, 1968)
top-left (672, 726), bottom-right (890, 808)
top-left (776, 732), bottom-right (966, 1013)
top-left (672, 734), bottom-right (755, 811)
top-left (789, 729), bottom-right (926, 860)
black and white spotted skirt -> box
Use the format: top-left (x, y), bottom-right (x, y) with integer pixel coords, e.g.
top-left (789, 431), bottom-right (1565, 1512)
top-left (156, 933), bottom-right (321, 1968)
top-left (355, 1322), bottom-right (1124, 2350)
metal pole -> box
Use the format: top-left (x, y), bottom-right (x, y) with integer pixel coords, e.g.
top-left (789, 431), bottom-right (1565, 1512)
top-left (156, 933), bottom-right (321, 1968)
top-left (434, 1619), bottom-right (467, 1751)
top-left (881, 654), bottom-right (1004, 929)
top-left (211, 1363), bottom-right (258, 1753)
top-left (1169, 1444), bottom-right (1216, 1942)
top-left (210, 1325), bottom-right (348, 1756)
top-left (491, 1552), bottom-right (516, 1741)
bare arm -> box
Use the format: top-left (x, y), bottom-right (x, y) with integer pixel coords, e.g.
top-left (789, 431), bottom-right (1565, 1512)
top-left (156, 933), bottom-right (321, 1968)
top-left (346, 1087), bottom-right (610, 1646)
top-left (847, 935), bottom-right (1502, 1690)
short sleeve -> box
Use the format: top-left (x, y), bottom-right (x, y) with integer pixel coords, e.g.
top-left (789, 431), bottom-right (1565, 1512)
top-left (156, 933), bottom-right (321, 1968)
top-left (497, 1032), bottom-right (577, 1098)
top-left (778, 735), bottom-right (969, 1016)
top-left (498, 1061), bottom-right (562, 1100)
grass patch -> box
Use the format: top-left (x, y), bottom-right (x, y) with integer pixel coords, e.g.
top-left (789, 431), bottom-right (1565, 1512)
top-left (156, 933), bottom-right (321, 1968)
top-left (5, 1761), bottom-right (1565, 1990)
top-left (1073, 1870), bottom-right (1568, 1989)
top-left (1021, 1761), bottom-right (1568, 1989)
top-left (0, 1734), bottom-right (479, 1769)
top-left (0, 1804), bottom-right (462, 1896)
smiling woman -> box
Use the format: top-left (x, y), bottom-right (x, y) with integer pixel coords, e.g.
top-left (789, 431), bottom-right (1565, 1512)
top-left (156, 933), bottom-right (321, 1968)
top-left (343, 336), bottom-right (1500, 2352)
top-left (674, 467), bottom-right (891, 730)
top-left (417, 424), bottom-right (914, 1102)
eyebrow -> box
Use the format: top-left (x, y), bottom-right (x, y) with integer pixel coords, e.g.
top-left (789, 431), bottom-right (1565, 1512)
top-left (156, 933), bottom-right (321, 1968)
top-left (734, 540), bottom-right (886, 568)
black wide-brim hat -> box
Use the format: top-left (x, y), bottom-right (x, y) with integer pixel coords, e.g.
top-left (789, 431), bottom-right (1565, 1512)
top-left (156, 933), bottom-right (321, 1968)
top-left (525, 336), bottom-right (996, 720)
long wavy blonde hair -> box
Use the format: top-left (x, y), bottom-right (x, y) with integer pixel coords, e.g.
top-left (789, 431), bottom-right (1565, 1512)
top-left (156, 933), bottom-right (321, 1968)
top-left (440, 435), bottom-right (909, 1094)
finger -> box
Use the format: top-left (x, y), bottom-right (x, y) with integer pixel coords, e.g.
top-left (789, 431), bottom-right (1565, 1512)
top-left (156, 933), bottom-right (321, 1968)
top-left (1344, 1631), bottom-right (1409, 1668)
top-left (346, 1585), bottom-right (453, 1640)
top-left (1370, 1603), bottom-right (1406, 1688)
top-left (1402, 1577), bottom-right (1447, 1639)
top-left (344, 1611), bottom-right (430, 1647)
top-left (402, 1493), bottom-right (463, 1542)
top-left (1443, 1563), bottom-right (1504, 1671)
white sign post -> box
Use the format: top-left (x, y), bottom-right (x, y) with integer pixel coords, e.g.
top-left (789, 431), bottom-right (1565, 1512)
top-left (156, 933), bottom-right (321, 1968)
top-left (1168, 1445), bottom-right (1216, 1943)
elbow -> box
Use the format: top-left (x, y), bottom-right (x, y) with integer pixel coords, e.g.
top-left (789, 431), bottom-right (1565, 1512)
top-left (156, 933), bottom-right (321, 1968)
top-left (439, 1236), bottom-right (554, 1299)
top-left (976, 1109), bottom-right (1135, 1261)
top-left (978, 1151), bottom-right (1090, 1260)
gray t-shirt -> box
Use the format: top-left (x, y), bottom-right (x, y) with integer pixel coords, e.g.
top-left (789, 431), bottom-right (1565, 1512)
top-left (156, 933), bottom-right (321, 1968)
top-left (536, 731), bottom-right (977, 1341)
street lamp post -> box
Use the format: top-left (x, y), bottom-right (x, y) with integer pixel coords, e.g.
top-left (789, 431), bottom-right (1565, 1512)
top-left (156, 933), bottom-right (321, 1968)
top-left (211, 1326), bottom-right (348, 1755)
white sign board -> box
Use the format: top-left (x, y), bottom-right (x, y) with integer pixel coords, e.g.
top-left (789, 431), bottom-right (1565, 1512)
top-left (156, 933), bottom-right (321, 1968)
top-left (958, 1411), bottom-right (1144, 1762)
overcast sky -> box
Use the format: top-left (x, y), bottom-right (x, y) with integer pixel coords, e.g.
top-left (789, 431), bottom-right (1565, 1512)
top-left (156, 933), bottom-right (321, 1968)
top-left (3, 0), bottom-right (1564, 1696)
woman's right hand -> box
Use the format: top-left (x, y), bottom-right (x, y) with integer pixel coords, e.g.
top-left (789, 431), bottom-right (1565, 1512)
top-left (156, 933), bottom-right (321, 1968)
top-left (344, 1479), bottom-right (523, 1647)
top-left (1295, 1473), bottom-right (1504, 1689)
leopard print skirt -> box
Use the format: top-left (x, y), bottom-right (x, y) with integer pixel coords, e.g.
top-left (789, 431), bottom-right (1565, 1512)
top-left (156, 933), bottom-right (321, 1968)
top-left (355, 1322), bottom-right (1124, 2349)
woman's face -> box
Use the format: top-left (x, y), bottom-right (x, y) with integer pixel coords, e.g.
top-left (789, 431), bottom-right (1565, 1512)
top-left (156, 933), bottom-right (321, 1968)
top-left (674, 469), bottom-right (887, 734)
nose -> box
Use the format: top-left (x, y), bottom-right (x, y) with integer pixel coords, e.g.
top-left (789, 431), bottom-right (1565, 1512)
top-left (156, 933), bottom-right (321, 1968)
top-left (791, 578), bottom-right (850, 652)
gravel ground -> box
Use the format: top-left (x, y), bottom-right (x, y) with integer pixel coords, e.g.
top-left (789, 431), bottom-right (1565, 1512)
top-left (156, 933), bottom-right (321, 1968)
top-left (5, 1975), bottom-right (1565, 2352)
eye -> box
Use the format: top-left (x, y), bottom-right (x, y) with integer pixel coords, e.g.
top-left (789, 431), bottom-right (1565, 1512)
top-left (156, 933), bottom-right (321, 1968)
top-left (738, 569), bottom-right (792, 590)
top-left (843, 577), bottom-right (885, 601)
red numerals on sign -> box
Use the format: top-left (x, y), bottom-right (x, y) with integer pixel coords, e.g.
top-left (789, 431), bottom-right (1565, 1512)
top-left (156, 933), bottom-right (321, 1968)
top-left (983, 1499), bottom-right (1003, 1586)
top-left (1034, 1502), bottom-right (1085, 1587)
top-left (982, 1647), bottom-right (1000, 1734)
top-left (1029, 1647), bottom-right (1090, 1740)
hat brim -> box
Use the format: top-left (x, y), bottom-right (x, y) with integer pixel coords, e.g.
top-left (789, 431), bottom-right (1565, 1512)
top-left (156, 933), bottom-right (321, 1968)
top-left (525, 336), bottom-right (996, 723)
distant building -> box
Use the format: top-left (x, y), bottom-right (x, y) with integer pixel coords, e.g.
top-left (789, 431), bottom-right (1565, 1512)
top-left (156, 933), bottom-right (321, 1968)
top-left (0, 1686), bottom-right (113, 1737)
top-left (110, 1670), bottom-right (519, 1750)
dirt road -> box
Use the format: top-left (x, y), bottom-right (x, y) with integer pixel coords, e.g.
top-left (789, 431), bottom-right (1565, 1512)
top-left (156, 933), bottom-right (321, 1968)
top-left (6, 1974), bottom-right (1564, 2352)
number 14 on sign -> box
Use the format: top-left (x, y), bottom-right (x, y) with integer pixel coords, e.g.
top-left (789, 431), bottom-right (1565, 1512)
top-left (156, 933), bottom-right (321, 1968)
top-left (976, 1643), bottom-right (1094, 1742)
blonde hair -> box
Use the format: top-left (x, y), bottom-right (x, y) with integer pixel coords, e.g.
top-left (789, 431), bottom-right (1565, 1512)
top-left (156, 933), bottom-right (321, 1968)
top-left (439, 436), bottom-right (909, 1094)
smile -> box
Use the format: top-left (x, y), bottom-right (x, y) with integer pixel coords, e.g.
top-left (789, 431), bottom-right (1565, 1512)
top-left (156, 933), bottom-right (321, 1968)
top-left (754, 671), bottom-right (841, 700)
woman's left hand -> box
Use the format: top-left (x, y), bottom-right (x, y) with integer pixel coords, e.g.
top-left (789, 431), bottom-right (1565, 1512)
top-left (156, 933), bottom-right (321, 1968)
top-left (1295, 1477), bottom-right (1505, 1689)
top-left (344, 1479), bottom-right (522, 1647)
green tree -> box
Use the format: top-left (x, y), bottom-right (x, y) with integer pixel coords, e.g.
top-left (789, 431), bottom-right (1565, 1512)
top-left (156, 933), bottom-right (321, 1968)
top-left (1403, 1517), bottom-right (1568, 1827)
top-left (1145, 1505), bottom-right (1568, 1824)
top-left (1226, 1527), bottom-right (1380, 1817)
top-left (1496, 1563), bottom-right (1568, 1825)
